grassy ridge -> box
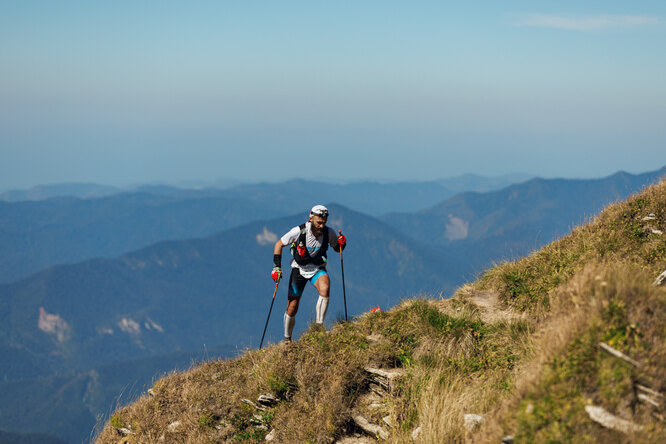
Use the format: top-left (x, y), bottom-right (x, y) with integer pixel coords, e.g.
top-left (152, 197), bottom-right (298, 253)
top-left (96, 179), bottom-right (666, 443)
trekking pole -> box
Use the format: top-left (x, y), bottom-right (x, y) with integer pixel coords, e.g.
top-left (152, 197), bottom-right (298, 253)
top-left (260, 278), bottom-right (280, 349)
top-left (339, 230), bottom-right (348, 321)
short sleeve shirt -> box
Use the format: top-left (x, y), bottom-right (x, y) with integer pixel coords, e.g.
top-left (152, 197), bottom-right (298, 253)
top-left (281, 222), bottom-right (338, 278)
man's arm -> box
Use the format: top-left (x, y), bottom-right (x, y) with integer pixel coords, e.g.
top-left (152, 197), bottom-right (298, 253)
top-left (273, 240), bottom-right (285, 266)
top-left (271, 240), bottom-right (286, 282)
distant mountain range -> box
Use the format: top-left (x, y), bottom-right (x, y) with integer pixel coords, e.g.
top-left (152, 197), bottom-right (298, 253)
top-left (386, 168), bottom-right (666, 269)
top-left (0, 205), bottom-right (462, 380)
top-left (0, 183), bottom-right (122, 202)
top-left (1, 167), bottom-right (664, 443)
top-left (0, 174), bottom-right (531, 203)
top-left (0, 175), bottom-right (531, 283)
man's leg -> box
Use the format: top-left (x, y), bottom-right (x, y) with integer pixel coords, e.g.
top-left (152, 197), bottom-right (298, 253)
top-left (313, 271), bottom-right (330, 324)
top-left (284, 269), bottom-right (306, 340)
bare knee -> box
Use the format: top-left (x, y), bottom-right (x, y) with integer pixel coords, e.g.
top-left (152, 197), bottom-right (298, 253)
top-left (286, 298), bottom-right (299, 316)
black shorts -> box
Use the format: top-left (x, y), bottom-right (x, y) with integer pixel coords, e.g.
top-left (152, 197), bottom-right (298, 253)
top-left (287, 267), bottom-right (328, 299)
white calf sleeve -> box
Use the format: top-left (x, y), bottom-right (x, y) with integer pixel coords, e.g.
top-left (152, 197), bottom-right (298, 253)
top-left (315, 296), bottom-right (329, 324)
top-left (284, 312), bottom-right (295, 339)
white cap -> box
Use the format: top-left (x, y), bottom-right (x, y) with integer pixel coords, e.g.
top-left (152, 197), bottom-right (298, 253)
top-left (310, 205), bottom-right (329, 217)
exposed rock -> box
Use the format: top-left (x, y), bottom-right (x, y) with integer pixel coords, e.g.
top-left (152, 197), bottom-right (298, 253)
top-left (525, 403), bottom-right (534, 414)
top-left (463, 414), bottom-right (484, 431)
top-left (147, 388), bottom-right (155, 396)
top-left (411, 426), bottom-right (422, 440)
top-left (382, 415), bottom-right (392, 427)
top-left (38, 307), bottom-right (71, 342)
top-left (369, 383), bottom-right (388, 398)
top-left (642, 214), bottom-right (657, 221)
top-left (654, 270), bottom-right (666, 287)
top-left (357, 391), bottom-right (384, 409)
top-left (501, 435), bottom-right (514, 444)
top-left (335, 434), bottom-right (377, 443)
top-left (364, 367), bottom-right (406, 393)
top-left (258, 393), bottom-right (278, 406)
top-left (638, 393), bottom-right (661, 408)
top-left (242, 398), bottom-right (266, 411)
top-left (252, 414), bottom-right (266, 425)
top-left (256, 227), bottom-right (278, 246)
top-left (115, 427), bottom-right (132, 436)
top-left (366, 333), bottom-right (384, 342)
top-left (651, 229), bottom-right (663, 235)
top-left (636, 384), bottom-right (664, 399)
top-left (599, 342), bottom-right (641, 367)
top-left (585, 405), bottom-right (644, 434)
top-left (265, 429), bottom-right (275, 441)
top-left (167, 421), bottom-right (181, 432)
top-left (117, 317), bottom-right (141, 335)
top-left (353, 414), bottom-right (389, 440)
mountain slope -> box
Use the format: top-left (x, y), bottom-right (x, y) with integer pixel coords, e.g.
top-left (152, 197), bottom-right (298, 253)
top-left (0, 175), bottom-right (530, 284)
top-left (0, 204), bottom-right (463, 380)
top-left (95, 178), bottom-right (666, 443)
top-left (386, 168), bottom-right (666, 259)
top-left (0, 193), bottom-right (285, 282)
top-left (0, 183), bottom-right (121, 202)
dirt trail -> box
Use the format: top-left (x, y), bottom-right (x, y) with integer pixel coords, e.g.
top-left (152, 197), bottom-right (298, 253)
top-left (460, 286), bottom-right (523, 324)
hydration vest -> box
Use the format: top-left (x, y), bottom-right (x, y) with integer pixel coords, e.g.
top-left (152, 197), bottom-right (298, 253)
top-left (290, 223), bottom-right (329, 267)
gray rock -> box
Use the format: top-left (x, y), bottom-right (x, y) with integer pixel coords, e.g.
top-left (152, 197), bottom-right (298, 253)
top-left (116, 427), bottom-right (132, 436)
top-left (585, 405), bottom-right (644, 433)
top-left (353, 414), bottom-right (389, 440)
top-left (654, 270), bottom-right (666, 287)
top-left (258, 393), bottom-right (278, 406)
top-left (464, 414), bottom-right (484, 431)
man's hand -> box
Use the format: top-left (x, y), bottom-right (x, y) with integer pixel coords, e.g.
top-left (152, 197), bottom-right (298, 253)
top-left (337, 232), bottom-right (346, 250)
top-left (271, 267), bottom-right (282, 282)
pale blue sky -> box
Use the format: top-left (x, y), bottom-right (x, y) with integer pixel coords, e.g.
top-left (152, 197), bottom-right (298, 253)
top-left (1, 1), bottom-right (665, 190)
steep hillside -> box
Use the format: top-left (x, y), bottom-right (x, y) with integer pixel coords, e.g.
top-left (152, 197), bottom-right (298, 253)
top-left (96, 179), bottom-right (665, 443)
top-left (386, 167), bottom-right (666, 263)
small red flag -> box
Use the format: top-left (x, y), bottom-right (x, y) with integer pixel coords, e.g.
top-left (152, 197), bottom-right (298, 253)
top-left (370, 306), bottom-right (381, 313)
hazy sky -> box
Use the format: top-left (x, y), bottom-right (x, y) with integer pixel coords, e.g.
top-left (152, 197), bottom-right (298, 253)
top-left (1, 1), bottom-right (665, 190)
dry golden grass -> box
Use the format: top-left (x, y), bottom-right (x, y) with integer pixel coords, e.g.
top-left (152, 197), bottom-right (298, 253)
top-left (96, 179), bottom-right (666, 443)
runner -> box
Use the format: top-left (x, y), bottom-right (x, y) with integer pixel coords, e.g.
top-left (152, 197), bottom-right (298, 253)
top-left (271, 205), bottom-right (346, 342)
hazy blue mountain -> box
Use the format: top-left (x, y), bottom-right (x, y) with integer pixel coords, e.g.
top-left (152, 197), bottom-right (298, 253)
top-left (437, 172), bottom-right (533, 194)
top-left (0, 204), bottom-right (463, 379)
top-left (0, 176), bottom-right (531, 283)
top-left (0, 193), bottom-right (286, 283)
top-left (0, 344), bottom-right (236, 444)
top-left (0, 183), bottom-right (120, 202)
top-left (216, 175), bottom-right (534, 215)
top-left (0, 430), bottom-right (67, 444)
top-left (386, 168), bottom-right (666, 269)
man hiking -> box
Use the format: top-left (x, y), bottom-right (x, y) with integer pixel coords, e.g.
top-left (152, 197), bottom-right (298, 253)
top-left (271, 205), bottom-right (346, 342)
